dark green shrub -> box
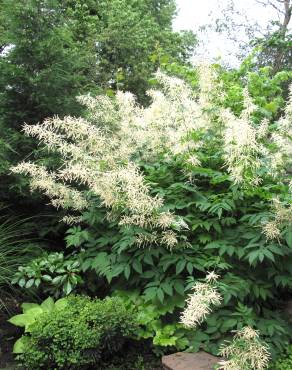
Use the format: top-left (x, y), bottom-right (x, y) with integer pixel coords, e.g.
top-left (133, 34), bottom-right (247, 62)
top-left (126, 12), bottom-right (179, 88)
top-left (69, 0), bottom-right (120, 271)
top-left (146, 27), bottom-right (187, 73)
top-left (14, 295), bottom-right (138, 369)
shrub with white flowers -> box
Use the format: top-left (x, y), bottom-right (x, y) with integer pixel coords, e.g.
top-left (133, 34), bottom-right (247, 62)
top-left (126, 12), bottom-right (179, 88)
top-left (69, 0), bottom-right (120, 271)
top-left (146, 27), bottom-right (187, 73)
top-left (10, 64), bottom-right (292, 362)
top-left (11, 66), bottom-right (292, 247)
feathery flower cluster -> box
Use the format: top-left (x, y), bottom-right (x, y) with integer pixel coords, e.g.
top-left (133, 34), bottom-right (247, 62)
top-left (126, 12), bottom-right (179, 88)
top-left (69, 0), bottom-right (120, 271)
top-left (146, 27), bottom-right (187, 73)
top-left (222, 84), bottom-right (292, 184)
top-left (11, 69), bottom-right (219, 248)
top-left (218, 326), bottom-right (270, 370)
top-left (180, 272), bottom-right (222, 328)
top-left (11, 162), bottom-right (88, 211)
top-left (269, 87), bottom-right (292, 173)
top-left (221, 90), bottom-right (267, 184)
top-left (262, 198), bottom-right (292, 240)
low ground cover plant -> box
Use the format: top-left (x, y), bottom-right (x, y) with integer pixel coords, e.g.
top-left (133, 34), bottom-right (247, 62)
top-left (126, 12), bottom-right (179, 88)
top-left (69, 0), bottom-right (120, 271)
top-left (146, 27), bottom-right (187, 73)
top-left (10, 65), bottom-right (292, 362)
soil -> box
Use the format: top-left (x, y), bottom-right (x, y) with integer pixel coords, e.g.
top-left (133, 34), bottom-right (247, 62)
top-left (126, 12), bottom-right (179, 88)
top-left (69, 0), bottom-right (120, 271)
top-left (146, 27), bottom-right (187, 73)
top-left (0, 296), bottom-right (21, 370)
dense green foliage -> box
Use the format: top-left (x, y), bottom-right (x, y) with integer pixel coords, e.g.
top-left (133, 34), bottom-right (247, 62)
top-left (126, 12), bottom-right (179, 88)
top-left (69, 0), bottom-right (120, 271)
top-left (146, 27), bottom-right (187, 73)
top-left (271, 345), bottom-right (292, 369)
top-left (10, 295), bottom-right (138, 369)
top-left (62, 151), bottom-right (291, 357)
top-left (12, 252), bottom-right (82, 297)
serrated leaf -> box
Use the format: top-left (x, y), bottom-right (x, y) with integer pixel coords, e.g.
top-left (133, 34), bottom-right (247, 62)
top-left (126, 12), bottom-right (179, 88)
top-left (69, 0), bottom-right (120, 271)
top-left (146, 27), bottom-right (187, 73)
top-left (220, 318), bottom-right (237, 332)
top-left (143, 287), bottom-right (157, 301)
top-left (157, 288), bottom-right (164, 303)
top-left (174, 280), bottom-right (185, 295)
top-left (186, 262), bottom-right (193, 275)
top-left (247, 250), bottom-right (259, 265)
top-left (143, 253), bottom-right (154, 265)
top-left (161, 282), bottom-right (173, 296)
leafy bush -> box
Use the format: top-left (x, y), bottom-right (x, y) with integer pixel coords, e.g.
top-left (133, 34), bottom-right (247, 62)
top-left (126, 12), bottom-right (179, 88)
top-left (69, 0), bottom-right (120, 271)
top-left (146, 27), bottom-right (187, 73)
top-left (9, 295), bottom-right (138, 369)
top-left (75, 156), bottom-right (291, 356)
top-left (11, 66), bottom-right (292, 359)
top-left (8, 296), bottom-right (63, 334)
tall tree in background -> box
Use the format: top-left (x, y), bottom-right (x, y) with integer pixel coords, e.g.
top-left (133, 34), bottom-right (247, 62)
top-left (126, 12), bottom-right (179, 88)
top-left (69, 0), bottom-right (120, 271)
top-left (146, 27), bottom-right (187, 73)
top-left (66, 0), bottom-right (196, 100)
top-left (253, 0), bottom-right (291, 72)
top-left (0, 0), bottom-right (196, 206)
top-left (0, 0), bottom-right (98, 204)
top-left (202, 0), bottom-right (291, 72)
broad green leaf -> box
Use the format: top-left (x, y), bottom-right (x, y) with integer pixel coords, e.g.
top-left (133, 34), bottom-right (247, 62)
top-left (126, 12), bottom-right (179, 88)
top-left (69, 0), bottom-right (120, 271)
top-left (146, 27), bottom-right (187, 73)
top-left (13, 336), bottom-right (30, 354)
top-left (55, 298), bottom-right (68, 310)
top-left (173, 280), bottom-right (185, 295)
top-left (161, 282), bottom-right (173, 296)
top-left (25, 278), bottom-right (35, 288)
top-left (186, 262), bottom-right (193, 275)
top-left (157, 288), bottom-right (164, 303)
top-left (8, 308), bottom-right (42, 330)
top-left (124, 265), bottom-right (130, 280)
top-left (63, 280), bottom-right (72, 295)
top-left (41, 297), bottom-right (55, 312)
top-left (176, 260), bottom-right (186, 275)
top-left (132, 260), bottom-right (143, 274)
top-left (21, 303), bottom-right (39, 313)
top-left (285, 229), bottom-right (292, 248)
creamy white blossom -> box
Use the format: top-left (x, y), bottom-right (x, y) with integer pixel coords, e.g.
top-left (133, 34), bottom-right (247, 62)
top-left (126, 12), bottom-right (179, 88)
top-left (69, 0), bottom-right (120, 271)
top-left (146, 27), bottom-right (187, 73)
top-left (262, 198), bottom-right (292, 240)
top-left (11, 67), bottom-right (222, 247)
top-left (206, 271), bottom-right (220, 283)
top-left (218, 326), bottom-right (270, 370)
top-left (180, 274), bottom-right (222, 328)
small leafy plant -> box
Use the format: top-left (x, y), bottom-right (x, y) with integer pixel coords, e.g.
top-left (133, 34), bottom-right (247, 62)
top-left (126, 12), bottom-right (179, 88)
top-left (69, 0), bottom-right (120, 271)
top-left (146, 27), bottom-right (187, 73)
top-left (9, 295), bottom-right (139, 369)
top-left (12, 252), bottom-right (82, 296)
